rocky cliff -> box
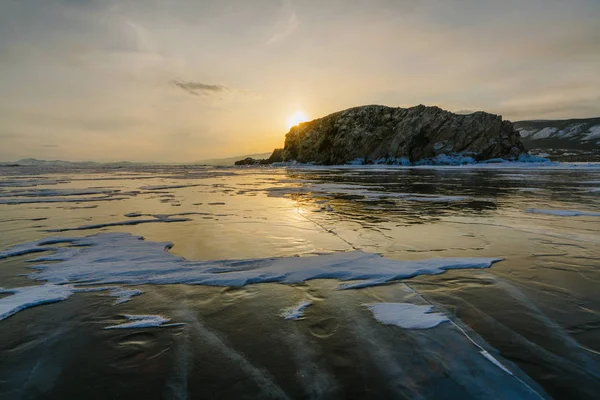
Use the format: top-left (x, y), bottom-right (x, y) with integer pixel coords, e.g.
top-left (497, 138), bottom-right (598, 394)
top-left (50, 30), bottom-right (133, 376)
top-left (281, 105), bottom-right (525, 164)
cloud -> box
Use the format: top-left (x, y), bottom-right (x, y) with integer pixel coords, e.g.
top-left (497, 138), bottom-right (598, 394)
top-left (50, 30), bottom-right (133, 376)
top-left (170, 80), bottom-right (229, 96)
top-left (267, 0), bottom-right (299, 45)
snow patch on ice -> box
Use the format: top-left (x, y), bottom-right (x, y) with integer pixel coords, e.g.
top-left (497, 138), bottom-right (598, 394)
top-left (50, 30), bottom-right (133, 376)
top-left (0, 284), bottom-right (74, 321)
top-left (0, 233), bottom-right (503, 320)
top-left (0, 237), bottom-right (77, 260)
top-left (3, 233), bottom-right (504, 290)
top-left (104, 314), bottom-right (182, 329)
top-left (108, 288), bottom-right (143, 304)
top-left (281, 300), bottom-right (312, 320)
top-left (525, 208), bottom-right (600, 217)
top-left (368, 303), bottom-right (449, 329)
top-left (480, 350), bottom-right (514, 376)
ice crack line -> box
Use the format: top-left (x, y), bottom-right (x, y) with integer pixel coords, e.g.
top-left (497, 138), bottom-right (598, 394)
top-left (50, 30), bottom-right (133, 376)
top-left (294, 207), bottom-right (359, 251)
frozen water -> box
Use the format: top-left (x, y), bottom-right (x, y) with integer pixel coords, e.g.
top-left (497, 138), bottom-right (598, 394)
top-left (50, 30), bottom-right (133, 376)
top-left (0, 233), bottom-right (504, 290)
top-left (281, 300), bottom-right (312, 320)
top-left (0, 233), bottom-right (503, 319)
top-left (104, 314), bottom-right (181, 329)
top-left (46, 217), bottom-right (192, 232)
top-left (526, 208), bottom-right (600, 217)
top-left (0, 284), bottom-right (74, 321)
top-left (108, 287), bottom-right (143, 305)
top-left (367, 303), bottom-right (449, 329)
top-left (0, 196), bottom-right (128, 205)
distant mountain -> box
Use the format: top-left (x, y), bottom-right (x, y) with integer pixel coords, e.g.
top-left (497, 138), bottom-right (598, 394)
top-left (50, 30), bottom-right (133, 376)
top-left (0, 155), bottom-right (275, 167)
top-left (8, 158), bottom-right (96, 167)
top-left (0, 158), bottom-right (153, 167)
top-left (514, 117), bottom-right (600, 161)
top-left (514, 117), bottom-right (600, 150)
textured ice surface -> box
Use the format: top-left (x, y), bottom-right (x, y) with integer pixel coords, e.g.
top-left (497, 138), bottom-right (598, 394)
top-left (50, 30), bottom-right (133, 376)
top-left (480, 350), bottom-right (514, 376)
top-left (368, 303), bottom-right (449, 329)
top-left (0, 196), bottom-right (128, 205)
top-left (108, 288), bottom-right (143, 305)
top-left (104, 314), bottom-right (181, 329)
top-left (0, 284), bottom-right (74, 321)
top-left (267, 184), bottom-right (482, 203)
top-left (281, 300), bottom-right (312, 320)
top-left (0, 233), bottom-right (502, 320)
top-left (46, 217), bottom-right (192, 232)
top-left (139, 184), bottom-right (205, 190)
top-left (6, 233), bottom-right (503, 289)
top-left (0, 237), bottom-right (77, 260)
top-left (526, 208), bottom-right (600, 217)
top-left (0, 188), bottom-right (119, 198)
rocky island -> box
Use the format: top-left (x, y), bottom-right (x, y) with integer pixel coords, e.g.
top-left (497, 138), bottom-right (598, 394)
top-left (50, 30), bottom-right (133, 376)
top-left (239, 105), bottom-right (529, 165)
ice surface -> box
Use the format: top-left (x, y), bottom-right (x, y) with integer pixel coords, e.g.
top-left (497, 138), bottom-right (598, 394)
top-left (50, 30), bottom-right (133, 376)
top-left (0, 188), bottom-right (119, 198)
top-left (104, 314), bottom-right (182, 329)
top-left (108, 288), bottom-right (143, 304)
top-left (0, 237), bottom-right (77, 260)
top-left (0, 178), bottom-right (62, 188)
top-left (480, 350), bottom-right (514, 376)
top-left (3, 233), bottom-right (504, 290)
top-left (404, 195), bottom-right (471, 202)
top-left (0, 233), bottom-right (503, 320)
top-left (0, 284), bottom-right (74, 321)
top-left (267, 184), bottom-right (481, 203)
top-left (281, 300), bottom-right (312, 320)
top-left (0, 196), bottom-right (128, 205)
top-left (367, 303), bottom-right (449, 329)
top-left (139, 184), bottom-right (205, 190)
top-left (46, 217), bottom-right (192, 232)
top-left (526, 208), bottom-right (600, 217)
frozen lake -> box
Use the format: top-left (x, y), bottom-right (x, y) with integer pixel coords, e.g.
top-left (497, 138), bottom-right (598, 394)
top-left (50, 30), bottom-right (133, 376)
top-left (1, 163), bottom-right (599, 399)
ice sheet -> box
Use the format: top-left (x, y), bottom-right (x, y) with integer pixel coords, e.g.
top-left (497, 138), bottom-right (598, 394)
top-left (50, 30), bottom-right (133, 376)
top-left (281, 300), bottom-right (312, 320)
top-left (0, 233), bottom-right (502, 320)
top-left (367, 303), bottom-right (449, 329)
top-left (46, 217), bottom-right (192, 232)
top-left (525, 208), bottom-right (600, 217)
top-left (5, 233), bottom-right (504, 290)
top-left (0, 284), bottom-right (74, 321)
top-left (0, 196), bottom-right (128, 205)
top-left (108, 288), bottom-right (143, 305)
top-left (104, 314), bottom-right (181, 329)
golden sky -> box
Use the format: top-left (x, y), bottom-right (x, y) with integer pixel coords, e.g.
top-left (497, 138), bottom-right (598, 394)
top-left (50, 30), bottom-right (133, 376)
top-left (1, 0), bottom-right (599, 162)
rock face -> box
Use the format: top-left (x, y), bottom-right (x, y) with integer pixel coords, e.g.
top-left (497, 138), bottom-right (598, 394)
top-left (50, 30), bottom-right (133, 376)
top-left (282, 105), bottom-right (525, 164)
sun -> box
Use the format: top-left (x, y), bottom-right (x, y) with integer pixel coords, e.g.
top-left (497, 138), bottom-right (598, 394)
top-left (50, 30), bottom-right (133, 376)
top-left (287, 111), bottom-right (309, 130)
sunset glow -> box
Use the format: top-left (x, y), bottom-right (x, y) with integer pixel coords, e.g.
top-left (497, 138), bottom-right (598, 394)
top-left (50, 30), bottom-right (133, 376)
top-left (287, 111), bottom-right (309, 130)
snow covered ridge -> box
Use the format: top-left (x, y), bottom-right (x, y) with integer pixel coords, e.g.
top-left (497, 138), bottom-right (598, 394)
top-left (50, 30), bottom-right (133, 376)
top-left (0, 232), bottom-right (503, 321)
top-left (516, 119), bottom-right (600, 143)
top-left (515, 118), bottom-right (600, 152)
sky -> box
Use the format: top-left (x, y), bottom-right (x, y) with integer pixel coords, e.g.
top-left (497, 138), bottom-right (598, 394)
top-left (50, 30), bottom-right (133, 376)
top-left (1, 0), bottom-right (599, 162)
